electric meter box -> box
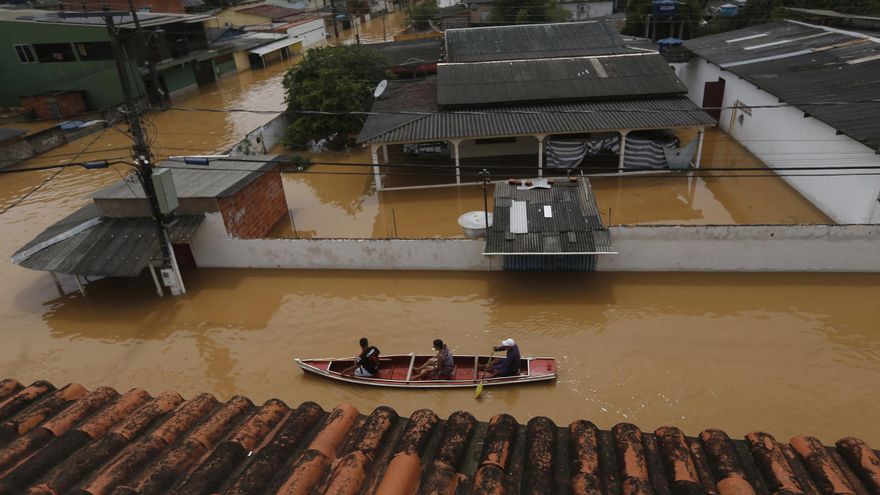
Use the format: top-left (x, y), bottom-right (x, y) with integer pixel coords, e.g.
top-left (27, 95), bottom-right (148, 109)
top-left (151, 168), bottom-right (179, 215)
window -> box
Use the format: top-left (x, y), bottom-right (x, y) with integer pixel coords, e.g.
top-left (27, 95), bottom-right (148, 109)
top-left (474, 137), bottom-right (516, 145)
top-left (75, 42), bottom-right (113, 61)
top-left (14, 44), bottom-right (35, 63)
top-left (33, 43), bottom-right (76, 63)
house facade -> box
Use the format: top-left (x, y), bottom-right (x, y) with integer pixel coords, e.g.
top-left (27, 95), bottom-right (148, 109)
top-left (680, 20), bottom-right (880, 224)
top-left (0, 8), bottom-right (229, 110)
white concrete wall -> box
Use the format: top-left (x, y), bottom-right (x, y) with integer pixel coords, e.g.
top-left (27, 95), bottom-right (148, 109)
top-left (190, 214), bottom-right (880, 272)
top-left (677, 58), bottom-right (880, 224)
top-left (230, 113), bottom-right (289, 156)
top-left (560, 0), bottom-right (614, 20)
top-left (599, 224), bottom-right (880, 271)
top-left (458, 136), bottom-right (539, 159)
top-left (190, 213), bottom-right (503, 270)
top-left (287, 18), bottom-right (327, 48)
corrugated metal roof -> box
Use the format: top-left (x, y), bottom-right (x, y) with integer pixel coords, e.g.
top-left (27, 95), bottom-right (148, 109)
top-left (92, 157), bottom-right (277, 200)
top-left (484, 178), bottom-right (615, 255)
top-left (446, 21), bottom-right (633, 63)
top-left (361, 96), bottom-right (716, 144)
top-left (3, 377), bottom-right (878, 495)
top-left (437, 53), bottom-right (688, 107)
top-left (363, 38), bottom-right (442, 67)
top-left (684, 20), bottom-right (880, 151)
top-left (235, 4), bottom-right (303, 20)
top-left (11, 204), bottom-right (203, 277)
top-left (0, 128), bottom-right (26, 142)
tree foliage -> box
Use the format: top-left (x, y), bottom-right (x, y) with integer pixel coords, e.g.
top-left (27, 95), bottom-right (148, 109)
top-left (489, 0), bottom-right (570, 24)
top-left (282, 45), bottom-right (392, 148)
top-left (407, 0), bottom-right (439, 30)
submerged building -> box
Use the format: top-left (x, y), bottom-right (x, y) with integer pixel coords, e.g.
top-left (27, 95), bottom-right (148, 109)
top-left (358, 22), bottom-right (716, 191)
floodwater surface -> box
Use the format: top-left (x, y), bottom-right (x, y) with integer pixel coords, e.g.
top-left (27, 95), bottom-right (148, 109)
top-left (0, 47), bottom-right (876, 447)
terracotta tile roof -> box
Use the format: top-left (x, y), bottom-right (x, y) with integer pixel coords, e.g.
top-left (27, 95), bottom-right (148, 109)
top-left (0, 378), bottom-right (878, 495)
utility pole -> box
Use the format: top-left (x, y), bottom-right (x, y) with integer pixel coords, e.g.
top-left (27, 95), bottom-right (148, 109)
top-left (128, 0), bottom-right (165, 107)
top-left (103, 11), bottom-right (185, 296)
top-left (479, 168), bottom-right (491, 236)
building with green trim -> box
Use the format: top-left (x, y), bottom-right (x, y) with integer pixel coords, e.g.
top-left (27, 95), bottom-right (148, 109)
top-left (0, 8), bottom-right (242, 111)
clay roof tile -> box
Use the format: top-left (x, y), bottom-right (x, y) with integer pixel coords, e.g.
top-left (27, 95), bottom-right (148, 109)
top-left (0, 378), bottom-right (877, 495)
top-left (0, 380), bottom-right (23, 402)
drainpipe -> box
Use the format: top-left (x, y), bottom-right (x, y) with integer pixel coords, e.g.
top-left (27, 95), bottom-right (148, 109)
top-left (618, 130), bottom-right (629, 173)
top-left (371, 144), bottom-right (382, 190)
top-left (694, 128), bottom-right (704, 169)
top-left (536, 134), bottom-right (545, 178)
top-left (451, 139), bottom-right (461, 184)
top-left (382, 144), bottom-right (388, 162)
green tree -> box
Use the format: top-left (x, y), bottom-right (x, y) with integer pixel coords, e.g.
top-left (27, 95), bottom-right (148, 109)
top-left (407, 0), bottom-right (439, 31)
top-left (282, 45), bottom-right (392, 148)
top-left (490, 0), bottom-right (570, 23)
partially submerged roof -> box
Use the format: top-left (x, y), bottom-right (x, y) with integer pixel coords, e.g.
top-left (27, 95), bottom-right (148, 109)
top-left (0, 8), bottom-right (214, 27)
top-left (685, 20), bottom-right (880, 151)
top-left (359, 87), bottom-right (716, 144)
top-left (445, 21), bottom-right (632, 63)
top-left (363, 38), bottom-right (442, 68)
top-left (437, 53), bottom-right (688, 107)
top-left (0, 377), bottom-right (878, 495)
top-left (485, 178), bottom-right (615, 255)
top-left (92, 156), bottom-right (278, 200)
top-left (235, 3), bottom-right (303, 20)
top-left (11, 204), bottom-right (203, 277)
top-left (0, 128), bottom-right (26, 142)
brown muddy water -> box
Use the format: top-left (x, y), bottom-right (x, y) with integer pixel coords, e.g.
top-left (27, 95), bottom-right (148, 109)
top-left (1, 51), bottom-right (877, 445)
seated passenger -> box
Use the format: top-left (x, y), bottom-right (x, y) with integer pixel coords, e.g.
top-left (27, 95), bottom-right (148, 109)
top-left (342, 337), bottom-right (380, 377)
top-left (414, 339), bottom-right (454, 380)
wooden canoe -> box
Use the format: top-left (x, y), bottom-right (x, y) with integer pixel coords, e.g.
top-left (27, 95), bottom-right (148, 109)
top-left (295, 353), bottom-right (557, 389)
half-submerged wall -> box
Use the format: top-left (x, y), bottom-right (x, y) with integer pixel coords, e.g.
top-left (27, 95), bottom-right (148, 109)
top-left (190, 218), bottom-right (880, 272)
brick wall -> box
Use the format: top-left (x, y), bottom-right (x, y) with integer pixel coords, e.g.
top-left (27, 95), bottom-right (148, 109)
top-left (20, 92), bottom-right (86, 120)
top-left (218, 167), bottom-right (287, 239)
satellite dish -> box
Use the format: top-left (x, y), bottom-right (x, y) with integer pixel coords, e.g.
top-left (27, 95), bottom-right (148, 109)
top-left (373, 79), bottom-right (388, 98)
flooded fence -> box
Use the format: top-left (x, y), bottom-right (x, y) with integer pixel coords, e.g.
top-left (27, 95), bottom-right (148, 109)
top-left (189, 216), bottom-right (880, 272)
top-left (229, 113), bottom-right (288, 156)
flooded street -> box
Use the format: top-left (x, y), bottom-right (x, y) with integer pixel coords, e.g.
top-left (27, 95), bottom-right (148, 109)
top-left (1, 38), bottom-right (878, 446)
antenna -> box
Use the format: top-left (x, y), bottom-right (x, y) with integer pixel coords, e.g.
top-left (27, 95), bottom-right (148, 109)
top-left (373, 79), bottom-right (388, 98)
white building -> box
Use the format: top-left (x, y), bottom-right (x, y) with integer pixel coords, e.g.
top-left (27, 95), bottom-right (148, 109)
top-left (559, 0), bottom-right (614, 21)
top-left (678, 20), bottom-right (880, 224)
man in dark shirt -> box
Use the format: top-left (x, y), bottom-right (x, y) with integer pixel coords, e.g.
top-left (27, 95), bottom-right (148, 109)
top-left (484, 338), bottom-right (521, 378)
top-left (343, 337), bottom-right (380, 377)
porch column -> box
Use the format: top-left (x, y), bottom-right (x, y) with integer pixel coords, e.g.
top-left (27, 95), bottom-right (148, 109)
top-left (618, 130), bottom-right (629, 173)
top-left (451, 139), bottom-right (461, 184)
top-left (371, 144), bottom-right (383, 190)
top-left (382, 144), bottom-right (388, 162)
top-left (536, 135), bottom-right (545, 177)
top-left (694, 128), bottom-right (705, 169)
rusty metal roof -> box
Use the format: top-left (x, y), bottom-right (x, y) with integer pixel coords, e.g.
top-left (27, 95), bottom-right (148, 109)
top-left (0, 377), bottom-right (878, 495)
top-left (445, 21), bottom-right (633, 63)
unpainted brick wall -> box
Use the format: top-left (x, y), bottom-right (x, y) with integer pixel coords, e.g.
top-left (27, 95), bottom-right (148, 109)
top-left (218, 168), bottom-right (287, 239)
top-left (20, 92), bottom-right (86, 120)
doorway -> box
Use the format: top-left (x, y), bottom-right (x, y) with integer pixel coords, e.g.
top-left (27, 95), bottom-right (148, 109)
top-left (702, 77), bottom-right (726, 121)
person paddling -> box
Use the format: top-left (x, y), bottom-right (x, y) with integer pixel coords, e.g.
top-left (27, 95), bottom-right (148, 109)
top-left (414, 339), bottom-right (454, 380)
top-left (342, 337), bottom-right (380, 377)
top-left (483, 338), bottom-right (521, 378)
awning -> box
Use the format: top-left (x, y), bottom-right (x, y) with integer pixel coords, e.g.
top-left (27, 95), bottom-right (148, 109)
top-left (249, 37), bottom-right (301, 56)
top-left (12, 205), bottom-right (204, 277)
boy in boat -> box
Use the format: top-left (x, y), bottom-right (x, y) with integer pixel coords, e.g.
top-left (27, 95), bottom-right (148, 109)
top-left (483, 338), bottom-right (521, 378)
top-left (413, 339), bottom-right (454, 380)
top-left (342, 337), bottom-right (380, 377)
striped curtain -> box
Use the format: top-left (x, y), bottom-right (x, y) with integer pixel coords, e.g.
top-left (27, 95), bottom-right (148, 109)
top-left (546, 137), bottom-right (620, 169)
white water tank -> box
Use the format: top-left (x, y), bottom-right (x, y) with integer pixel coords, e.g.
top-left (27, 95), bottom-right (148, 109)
top-left (458, 211), bottom-right (493, 238)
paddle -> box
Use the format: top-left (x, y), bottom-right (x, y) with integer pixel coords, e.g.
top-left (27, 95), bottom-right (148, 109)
top-left (474, 349), bottom-right (495, 399)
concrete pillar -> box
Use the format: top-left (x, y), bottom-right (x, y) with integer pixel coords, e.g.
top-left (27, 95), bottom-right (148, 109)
top-left (694, 128), bottom-right (705, 169)
top-left (371, 144), bottom-right (382, 190)
top-left (618, 130), bottom-right (629, 173)
top-left (536, 135), bottom-right (545, 177)
top-left (382, 144), bottom-right (388, 163)
top-left (452, 140), bottom-right (461, 184)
